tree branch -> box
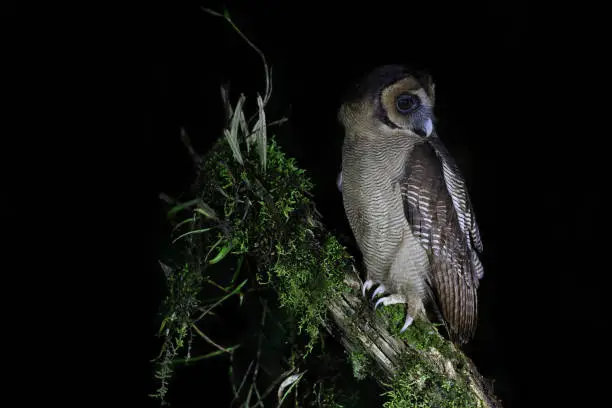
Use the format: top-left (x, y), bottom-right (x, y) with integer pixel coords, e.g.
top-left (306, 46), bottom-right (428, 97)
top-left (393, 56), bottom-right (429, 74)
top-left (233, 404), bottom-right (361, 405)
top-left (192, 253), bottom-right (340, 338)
top-left (323, 267), bottom-right (503, 407)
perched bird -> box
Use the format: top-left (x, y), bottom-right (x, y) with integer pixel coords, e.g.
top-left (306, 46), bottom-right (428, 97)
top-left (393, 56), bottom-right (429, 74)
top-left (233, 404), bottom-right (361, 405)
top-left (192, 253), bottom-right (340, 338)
top-left (337, 65), bottom-right (484, 344)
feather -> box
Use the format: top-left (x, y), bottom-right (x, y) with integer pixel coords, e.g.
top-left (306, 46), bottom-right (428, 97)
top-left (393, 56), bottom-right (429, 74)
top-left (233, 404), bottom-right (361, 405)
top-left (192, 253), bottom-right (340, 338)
top-left (400, 141), bottom-right (481, 343)
top-left (428, 136), bottom-right (484, 255)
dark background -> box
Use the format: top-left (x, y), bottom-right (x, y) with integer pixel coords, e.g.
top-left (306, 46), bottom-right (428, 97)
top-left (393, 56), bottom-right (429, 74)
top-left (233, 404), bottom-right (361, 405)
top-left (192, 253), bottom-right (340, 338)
top-left (147, 1), bottom-right (608, 407)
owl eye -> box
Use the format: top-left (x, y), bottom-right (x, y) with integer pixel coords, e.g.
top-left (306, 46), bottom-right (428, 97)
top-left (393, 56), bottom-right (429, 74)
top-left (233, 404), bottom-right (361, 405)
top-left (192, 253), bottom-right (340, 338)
top-left (396, 93), bottom-right (420, 114)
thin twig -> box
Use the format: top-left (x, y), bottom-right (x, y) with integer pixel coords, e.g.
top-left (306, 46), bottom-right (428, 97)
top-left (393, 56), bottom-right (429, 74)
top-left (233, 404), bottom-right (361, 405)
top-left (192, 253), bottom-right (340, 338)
top-left (194, 279), bottom-right (248, 322)
top-left (202, 7), bottom-right (272, 111)
top-left (230, 351), bottom-right (240, 404)
top-left (180, 127), bottom-right (203, 169)
top-left (191, 323), bottom-right (234, 353)
top-left (250, 299), bottom-right (269, 407)
top-left (243, 383), bottom-right (255, 408)
top-left (159, 192), bottom-right (177, 205)
top-left (266, 117), bottom-right (288, 128)
top-left (258, 369), bottom-right (295, 403)
top-left (205, 277), bottom-right (231, 293)
top-left (221, 83), bottom-right (233, 123)
top-left (172, 346), bottom-right (240, 365)
top-left (232, 360), bottom-right (255, 406)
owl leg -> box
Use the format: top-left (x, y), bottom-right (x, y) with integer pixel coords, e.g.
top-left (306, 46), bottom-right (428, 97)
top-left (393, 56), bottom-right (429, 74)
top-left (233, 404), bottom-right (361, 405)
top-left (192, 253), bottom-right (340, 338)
top-left (374, 294), bottom-right (415, 332)
top-left (371, 233), bottom-right (428, 333)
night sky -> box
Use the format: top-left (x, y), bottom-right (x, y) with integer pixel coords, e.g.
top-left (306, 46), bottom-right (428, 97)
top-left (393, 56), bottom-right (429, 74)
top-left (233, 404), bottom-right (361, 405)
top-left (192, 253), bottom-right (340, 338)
top-left (148, 1), bottom-right (607, 406)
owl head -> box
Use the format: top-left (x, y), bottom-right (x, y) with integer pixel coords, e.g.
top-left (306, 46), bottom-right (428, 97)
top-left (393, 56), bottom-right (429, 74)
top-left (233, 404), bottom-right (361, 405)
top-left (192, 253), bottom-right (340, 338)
top-left (338, 65), bottom-right (436, 138)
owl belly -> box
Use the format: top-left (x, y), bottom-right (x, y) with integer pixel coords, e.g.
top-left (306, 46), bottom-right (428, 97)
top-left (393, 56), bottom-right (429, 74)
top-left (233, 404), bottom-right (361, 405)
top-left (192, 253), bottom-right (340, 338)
top-left (344, 174), bottom-right (407, 282)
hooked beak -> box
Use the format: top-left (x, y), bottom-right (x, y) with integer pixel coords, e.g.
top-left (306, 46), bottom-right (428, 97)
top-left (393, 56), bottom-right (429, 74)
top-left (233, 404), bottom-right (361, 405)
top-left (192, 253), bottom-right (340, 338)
top-left (414, 118), bottom-right (433, 138)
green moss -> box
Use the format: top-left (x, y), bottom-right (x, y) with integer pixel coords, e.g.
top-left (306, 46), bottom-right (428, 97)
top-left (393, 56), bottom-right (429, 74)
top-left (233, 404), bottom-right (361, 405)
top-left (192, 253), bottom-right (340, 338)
top-left (377, 304), bottom-right (457, 362)
top-left (375, 305), bottom-right (479, 407)
top-left (195, 137), bottom-right (352, 354)
top-left (349, 350), bottom-right (370, 381)
top-left (273, 233), bottom-right (351, 354)
top-left (151, 262), bottom-right (204, 401)
top-left (383, 354), bottom-right (478, 408)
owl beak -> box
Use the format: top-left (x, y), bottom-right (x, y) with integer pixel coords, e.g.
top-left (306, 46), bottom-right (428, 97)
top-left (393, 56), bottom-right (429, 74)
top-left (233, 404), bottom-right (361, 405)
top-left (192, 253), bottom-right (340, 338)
top-left (423, 118), bottom-right (433, 137)
top-left (414, 118), bottom-right (433, 138)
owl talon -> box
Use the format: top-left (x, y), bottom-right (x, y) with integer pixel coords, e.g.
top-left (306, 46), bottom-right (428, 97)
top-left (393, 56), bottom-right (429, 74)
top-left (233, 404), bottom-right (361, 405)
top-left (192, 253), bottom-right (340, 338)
top-left (400, 314), bottom-right (414, 333)
top-left (374, 293), bottom-right (407, 310)
top-left (362, 279), bottom-right (374, 297)
top-left (371, 284), bottom-right (387, 300)
top-left (373, 294), bottom-right (415, 332)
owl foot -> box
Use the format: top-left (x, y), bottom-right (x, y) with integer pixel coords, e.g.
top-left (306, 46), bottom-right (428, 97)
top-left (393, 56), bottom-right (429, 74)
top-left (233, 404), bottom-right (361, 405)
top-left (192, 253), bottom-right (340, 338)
top-left (374, 294), bottom-right (415, 333)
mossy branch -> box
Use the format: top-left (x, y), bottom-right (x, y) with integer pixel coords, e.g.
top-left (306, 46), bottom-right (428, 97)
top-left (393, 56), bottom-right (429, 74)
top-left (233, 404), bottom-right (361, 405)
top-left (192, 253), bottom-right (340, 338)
top-left (323, 267), bottom-right (503, 407)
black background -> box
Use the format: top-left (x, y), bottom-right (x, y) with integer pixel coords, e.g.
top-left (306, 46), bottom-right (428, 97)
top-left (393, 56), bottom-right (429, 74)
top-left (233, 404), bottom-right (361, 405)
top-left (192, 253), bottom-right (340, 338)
top-left (147, 1), bottom-right (609, 407)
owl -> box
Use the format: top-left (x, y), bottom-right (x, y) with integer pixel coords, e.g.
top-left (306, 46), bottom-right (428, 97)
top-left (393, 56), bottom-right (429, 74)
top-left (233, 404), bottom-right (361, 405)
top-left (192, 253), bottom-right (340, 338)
top-left (337, 65), bottom-right (484, 343)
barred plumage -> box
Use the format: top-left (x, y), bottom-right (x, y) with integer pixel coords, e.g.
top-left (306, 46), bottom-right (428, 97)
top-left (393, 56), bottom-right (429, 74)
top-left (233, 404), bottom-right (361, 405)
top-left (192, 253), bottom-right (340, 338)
top-left (401, 140), bottom-right (481, 342)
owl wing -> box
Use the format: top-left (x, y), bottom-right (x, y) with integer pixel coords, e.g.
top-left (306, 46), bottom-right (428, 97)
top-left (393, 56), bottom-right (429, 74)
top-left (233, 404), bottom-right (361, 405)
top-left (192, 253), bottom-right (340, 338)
top-left (400, 139), bottom-right (482, 343)
top-left (428, 136), bottom-right (484, 277)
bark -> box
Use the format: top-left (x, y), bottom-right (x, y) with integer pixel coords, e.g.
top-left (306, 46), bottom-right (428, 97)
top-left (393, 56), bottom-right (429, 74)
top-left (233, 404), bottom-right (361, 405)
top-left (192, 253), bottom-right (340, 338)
top-left (324, 266), bottom-right (503, 408)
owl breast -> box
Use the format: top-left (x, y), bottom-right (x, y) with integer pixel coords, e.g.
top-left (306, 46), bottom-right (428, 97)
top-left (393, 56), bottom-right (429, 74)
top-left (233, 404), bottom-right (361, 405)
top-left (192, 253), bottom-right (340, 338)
top-left (342, 136), bottom-right (414, 282)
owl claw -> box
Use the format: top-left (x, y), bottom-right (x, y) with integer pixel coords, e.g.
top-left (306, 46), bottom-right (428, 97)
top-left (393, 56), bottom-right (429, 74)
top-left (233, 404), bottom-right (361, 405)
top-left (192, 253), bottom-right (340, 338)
top-left (374, 293), bottom-right (407, 310)
top-left (400, 314), bottom-right (414, 333)
top-left (373, 294), bottom-right (415, 332)
top-left (362, 279), bottom-right (374, 297)
top-left (371, 284), bottom-right (386, 300)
